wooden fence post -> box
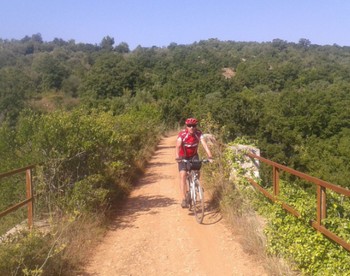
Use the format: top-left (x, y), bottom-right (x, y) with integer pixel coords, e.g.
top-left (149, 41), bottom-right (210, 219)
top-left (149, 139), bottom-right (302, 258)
top-left (26, 168), bottom-right (33, 228)
top-left (273, 166), bottom-right (279, 199)
top-left (317, 186), bottom-right (327, 226)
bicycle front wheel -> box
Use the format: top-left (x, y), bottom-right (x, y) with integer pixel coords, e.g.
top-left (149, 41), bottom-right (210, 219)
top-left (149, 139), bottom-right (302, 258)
top-left (193, 180), bottom-right (204, 224)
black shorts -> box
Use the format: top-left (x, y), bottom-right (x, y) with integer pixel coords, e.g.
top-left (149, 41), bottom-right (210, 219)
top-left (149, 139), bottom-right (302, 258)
top-left (178, 155), bottom-right (199, 171)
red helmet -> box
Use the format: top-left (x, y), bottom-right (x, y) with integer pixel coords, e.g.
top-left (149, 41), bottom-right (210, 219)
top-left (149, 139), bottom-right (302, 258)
top-left (185, 118), bottom-right (198, 125)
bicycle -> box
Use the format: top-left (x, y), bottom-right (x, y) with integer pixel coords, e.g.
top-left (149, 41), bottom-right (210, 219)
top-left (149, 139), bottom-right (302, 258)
top-left (179, 159), bottom-right (209, 224)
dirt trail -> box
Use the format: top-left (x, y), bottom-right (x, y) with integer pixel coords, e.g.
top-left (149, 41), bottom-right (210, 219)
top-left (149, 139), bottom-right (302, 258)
top-left (84, 134), bottom-right (267, 276)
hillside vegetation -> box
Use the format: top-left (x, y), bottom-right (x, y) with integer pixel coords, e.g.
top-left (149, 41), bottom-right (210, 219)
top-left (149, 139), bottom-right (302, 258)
top-left (1, 34), bottom-right (350, 275)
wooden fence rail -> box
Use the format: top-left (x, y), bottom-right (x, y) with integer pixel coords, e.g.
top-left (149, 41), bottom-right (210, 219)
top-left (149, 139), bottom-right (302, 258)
top-left (245, 152), bottom-right (350, 252)
top-left (0, 165), bottom-right (35, 228)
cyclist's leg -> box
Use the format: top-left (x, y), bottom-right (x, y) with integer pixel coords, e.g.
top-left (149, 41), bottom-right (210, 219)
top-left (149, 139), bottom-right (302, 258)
top-left (178, 162), bottom-right (188, 208)
top-left (179, 171), bottom-right (187, 198)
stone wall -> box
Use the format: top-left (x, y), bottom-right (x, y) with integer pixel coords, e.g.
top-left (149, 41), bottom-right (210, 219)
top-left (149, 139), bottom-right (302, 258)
top-left (229, 144), bottom-right (260, 180)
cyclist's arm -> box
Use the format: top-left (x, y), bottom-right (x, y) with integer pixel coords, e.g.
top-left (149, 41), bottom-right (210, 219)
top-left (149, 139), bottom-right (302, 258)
top-left (175, 137), bottom-right (182, 160)
top-left (200, 136), bottom-right (213, 159)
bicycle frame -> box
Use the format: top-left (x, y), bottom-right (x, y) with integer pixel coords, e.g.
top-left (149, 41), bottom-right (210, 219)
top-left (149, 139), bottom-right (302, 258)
top-left (187, 171), bottom-right (199, 202)
top-left (179, 159), bottom-right (209, 223)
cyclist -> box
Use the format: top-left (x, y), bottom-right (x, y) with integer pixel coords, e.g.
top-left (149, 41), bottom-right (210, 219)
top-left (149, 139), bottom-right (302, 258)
top-left (175, 118), bottom-right (213, 208)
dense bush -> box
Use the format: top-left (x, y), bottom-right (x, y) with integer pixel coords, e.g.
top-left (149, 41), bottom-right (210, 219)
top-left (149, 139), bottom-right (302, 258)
top-left (224, 142), bottom-right (350, 275)
top-left (0, 102), bottom-right (162, 275)
top-left (1, 103), bottom-right (162, 215)
top-left (0, 230), bottom-right (58, 276)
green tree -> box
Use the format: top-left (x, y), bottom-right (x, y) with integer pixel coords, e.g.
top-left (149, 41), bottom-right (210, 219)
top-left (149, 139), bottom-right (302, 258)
top-left (81, 53), bottom-right (140, 99)
top-left (0, 67), bottom-right (32, 124)
top-left (100, 36), bottom-right (115, 51)
top-left (32, 54), bottom-right (69, 91)
top-left (115, 42), bottom-right (130, 53)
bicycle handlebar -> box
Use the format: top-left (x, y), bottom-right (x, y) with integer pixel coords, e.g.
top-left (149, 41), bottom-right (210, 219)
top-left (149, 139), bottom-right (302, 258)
top-left (176, 158), bottom-right (211, 163)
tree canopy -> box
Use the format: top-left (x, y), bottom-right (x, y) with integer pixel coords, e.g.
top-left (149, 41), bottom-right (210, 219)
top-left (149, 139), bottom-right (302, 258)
top-left (1, 35), bottom-right (350, 188)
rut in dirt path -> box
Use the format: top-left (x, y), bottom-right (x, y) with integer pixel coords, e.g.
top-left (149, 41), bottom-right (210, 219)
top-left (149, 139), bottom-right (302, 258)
top-left (84, 134), bottom-right (267, 276)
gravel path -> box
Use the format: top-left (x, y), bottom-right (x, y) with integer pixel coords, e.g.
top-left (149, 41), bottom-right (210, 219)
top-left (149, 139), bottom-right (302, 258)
top-left (84, 134), bottom-right (267, 276)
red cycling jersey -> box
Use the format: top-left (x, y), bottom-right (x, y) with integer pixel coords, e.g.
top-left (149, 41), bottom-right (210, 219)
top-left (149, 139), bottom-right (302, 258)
top-left (177, 129), bottom-right (203, 158)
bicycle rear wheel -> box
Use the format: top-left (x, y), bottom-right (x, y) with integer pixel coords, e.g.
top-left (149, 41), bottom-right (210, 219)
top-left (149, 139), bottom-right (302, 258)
top-left (193, 179), bottom-right (204, 223)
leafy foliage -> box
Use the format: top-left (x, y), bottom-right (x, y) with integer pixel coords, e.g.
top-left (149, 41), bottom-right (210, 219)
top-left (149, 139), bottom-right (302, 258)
top-left (0, 230), bottom-right (59, 276)
top-left (1, 35), bottom-right (350, 274)
top-left (224, 141), bottom-right (350, 275)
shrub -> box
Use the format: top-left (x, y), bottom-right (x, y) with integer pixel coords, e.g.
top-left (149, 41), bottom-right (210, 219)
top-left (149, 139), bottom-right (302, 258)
top-left (223, 141), bottom-right (350, 275)
top-left (0, 230), bottom-right (63, 276)
top-left (65, 174), bottom-right (109, 214)
top-left (0, 102), bottom-right (163, 274)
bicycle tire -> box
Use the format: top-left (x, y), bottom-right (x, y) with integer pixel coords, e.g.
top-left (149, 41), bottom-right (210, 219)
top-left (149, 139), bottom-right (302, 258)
top-left (193, 179), bottom-right (204, 223)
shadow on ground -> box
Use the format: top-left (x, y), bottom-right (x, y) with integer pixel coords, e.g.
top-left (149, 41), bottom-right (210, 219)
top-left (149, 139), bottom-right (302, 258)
top-left (109, 194), bottom-right (177, 230)
top-left (184, 199), bottom-right (222, 225)
top-left (202, 203), bottom-right (223, 225)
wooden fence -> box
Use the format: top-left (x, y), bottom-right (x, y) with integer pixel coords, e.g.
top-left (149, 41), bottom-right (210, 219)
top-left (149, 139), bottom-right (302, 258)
top-left (245, 152), bottom-right (350, 252)
top-left (0, 165), bottom-right (35, 228)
